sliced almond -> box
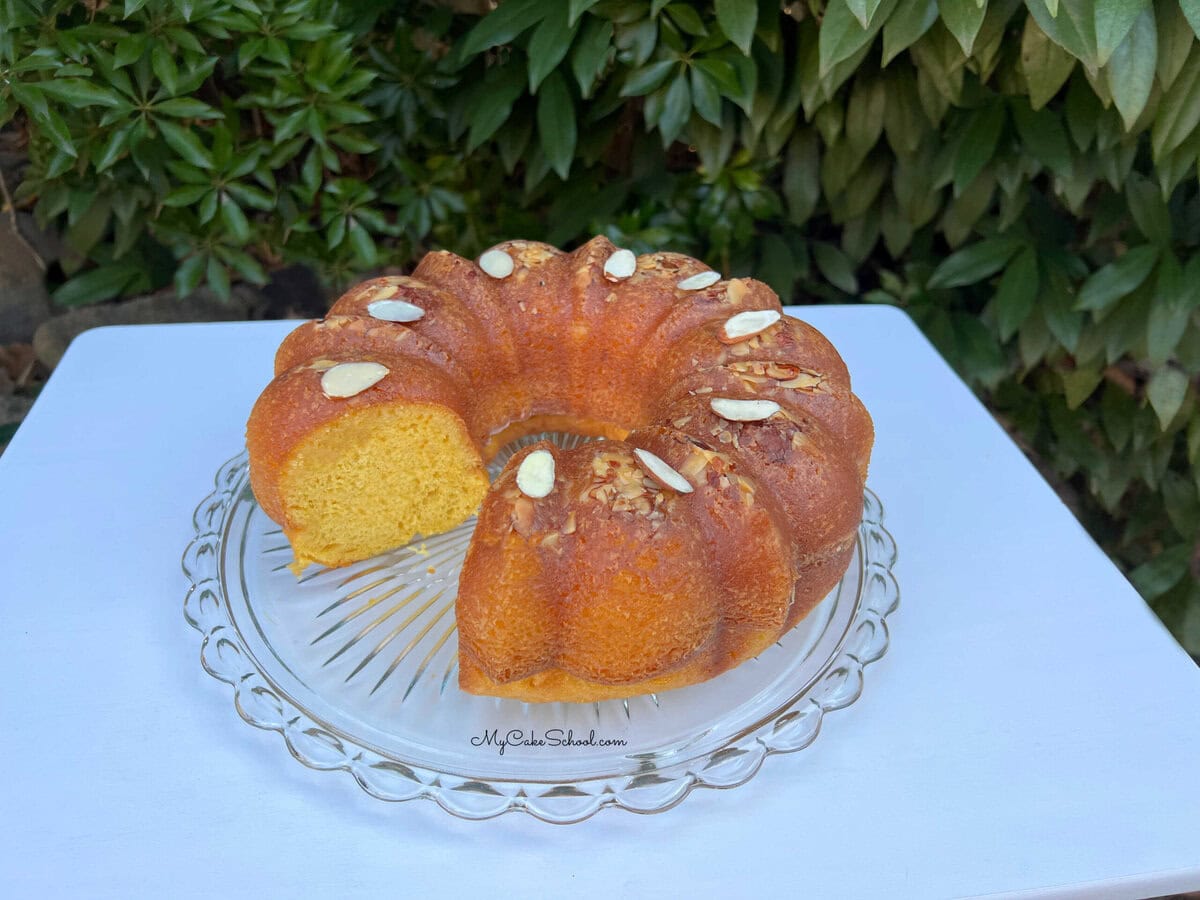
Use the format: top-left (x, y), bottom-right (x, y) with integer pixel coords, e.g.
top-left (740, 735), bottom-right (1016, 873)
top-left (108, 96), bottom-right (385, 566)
top-left (676, 270), bottom-right (721, 290)
top-left (720, 309), bottom-right (780, 343)
top-left (479, 248), bottom-right (515, 279)
top-left (710, 397), bottom-right (781, 422)
top-left (603, 248), bottom-right (637, 280)
top-left (367, 299), bottom-right (425, 322)
top-left (633, 448), bottom-right (693, 493)
top-left (516, 448), bottom-right (555, 498)
top-left (320, 362), bottom-right (388, 398)
top-left (764, 362), bottom-right (800, 379)
top-left (512, 497), bottom-right (534, 533)
top-left (678, 451), bottom-right (708, 480)
top-left (360, 282), bottom-right (399, 303)
top-left (778, 371), bottom-right (824, 390)
top-left (726, 279), bottom-right (749, 304)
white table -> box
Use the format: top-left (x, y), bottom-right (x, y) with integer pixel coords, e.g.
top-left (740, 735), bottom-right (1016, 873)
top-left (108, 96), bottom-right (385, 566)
top-left (2, 307), bottom-right (1198, 899)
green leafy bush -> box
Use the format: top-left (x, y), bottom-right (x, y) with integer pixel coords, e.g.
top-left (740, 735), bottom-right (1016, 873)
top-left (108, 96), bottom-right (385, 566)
top-left (1, 0), bottom-right (1198, 651)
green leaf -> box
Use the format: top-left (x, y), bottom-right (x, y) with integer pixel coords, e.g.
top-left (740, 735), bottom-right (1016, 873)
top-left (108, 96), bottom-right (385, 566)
top-left (1042, 277), bottom-right (1085, 350)
top-left (1146, 366), bottom-right (1189, 428)
top-left (1180, 0), bottom-right (1200, 37)
top-left (162, 184), bottom-right (211, 207)
top-left (881, 67), bottom-right (925, 154)
top-left (715, 0), bottom-right (758, 54)
top-left (537, 71), bottom-right (576, 178)
top-left (845, 0), bottom-right (885, 29)
top-left (154, 97), bottom-right (220, 118)
top-left (70, 195), bottom-right (115, 262)
top-left (158, 120), bottom-right (213, 169)
top-left (496, 113), bottom-right (532, 173)
top-left (972, 0), bottom-right (1023, 79)
top-left (151, 43), bottom-right (178, 95)
top-left (1011, 99), bottom-right (1073, 175)
top-left (1146, 253), bottom-right (1192, 365)
top-left (220, 195), bottom-right (251, 244)
top-left (1021, 15), bottom-right (1077, 110)
top-left (51, 263), bottom-right (138, 307)
top-left (1065, 72), bottom-right (1103, 148)
top-left (94, 124), bottom-right (132, 172)
top-left (927, 236), bottom-right (1021, 289)
top-left (174, 253), bottom-right (206, 298)
top-left (1105, 5), bottom-right (1157, 130)
top-left (528, 5), bottom-right (581, 93)
top-left (783, 129), bottom-right (821, 225)
top-left (1157, 1), bottom-right (1194, 92)
top-left (621, 59), bottom-right (678, 96)
top-left (690, 65), bottom-right (724, 125)
top-left (953, 102), bottom-right (1005, 194)
top-left (462, 0), bottom-right (546, 56)
top-left (227, 182), bottom-right (274, 212)
top-left (217, 246), bottom-right (267, 285)
top-left (657, 71), bottom-right (691, 144)
top-left (693, 57), bottom-right (741, 95)
top-left (346, 219), bottom-right (377, 265)
top-left (206, 255), bottom-right (231, 301)
top-left (882, 0), bottom-right (938, 66)
top-left (911, 21), bottom-right (966, 108)
top-left (812, 241), bottom-right (859, 293)
top-left (617, 17), bottom-right (659, 66)
top-left (757, 233), bottom-right (798, 297)
top-left (35, 107), bottom-right (77, 158)
top-left (114, 32), bottom-right (147, 68)
top-left (197, 189), bottom-right (219, 224)
top-left (1062, 365), bottom-right (1104, 408)
top-left (1151, 44), bottom-right (1200, 160)
top-left (666, 4), bottom-right (708, 37)
top-left (271, 108), bottom-right (308, 145)
top-left (1095, 0), bottom-right (1150, 66)
top-left (937, 0), bottom-right (987, 55)
top-left (993, 247), bottom-right (1039, 341)
top-left (568, 0), bottom-right (600, 26)
top-left (37, 78), bottom-right (120, 108)
top-left (1018, 308), bottom-right (1054, 368)
top-left (844, 74), bottom-right (885, 164)
top-left (465, 64), bottom-right (526, 151)
top-left (328, 131), bottom-right (377, 155)
top-left (571, 17), bottom-right (612, 97)
top-left (1129, 543), bottom-right (1192, 599)
top-left (820, 0), bottom-right (899, 76)
top-left (1125, 171), bottom-right (1171, 244)
top-left (1075, 245), bottom-right (1159, 311)
top-left (942, 166), bottom-right (994, 246)
top-left (1025, 0), bottom-right (1100, 71)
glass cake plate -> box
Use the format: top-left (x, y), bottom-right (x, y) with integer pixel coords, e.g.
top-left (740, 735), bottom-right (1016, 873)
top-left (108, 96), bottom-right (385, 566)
top-left (182, 435), bottom-right (899, 823)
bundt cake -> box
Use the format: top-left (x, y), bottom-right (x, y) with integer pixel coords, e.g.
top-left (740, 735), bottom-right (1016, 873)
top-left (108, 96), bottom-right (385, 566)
top-left (245, 236), bottom-right (874, 703)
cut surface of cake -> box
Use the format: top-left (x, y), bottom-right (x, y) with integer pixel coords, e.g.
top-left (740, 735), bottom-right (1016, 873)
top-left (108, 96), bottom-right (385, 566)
top-left (245, 236), bottom-right (874, 702)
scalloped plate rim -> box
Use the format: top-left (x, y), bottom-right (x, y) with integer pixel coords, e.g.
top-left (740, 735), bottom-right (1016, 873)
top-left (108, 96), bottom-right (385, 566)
top-left (182, 449), bottom-right (900, 822)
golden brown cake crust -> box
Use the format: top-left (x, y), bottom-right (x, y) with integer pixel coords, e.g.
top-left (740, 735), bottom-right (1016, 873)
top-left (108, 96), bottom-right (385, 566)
top-left (246, 350), bottom-right (471, 537)
top-left (245, 235), bottom-right (875, 703)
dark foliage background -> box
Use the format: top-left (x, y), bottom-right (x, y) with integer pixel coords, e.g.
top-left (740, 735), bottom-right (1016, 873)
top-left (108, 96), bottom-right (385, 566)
top-left (2, 0), bottom-right (1198, 652)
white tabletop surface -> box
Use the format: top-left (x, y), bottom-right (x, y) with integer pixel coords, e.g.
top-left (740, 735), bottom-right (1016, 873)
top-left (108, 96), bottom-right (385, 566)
top-left (1, 305), bottom-right (1198, 899)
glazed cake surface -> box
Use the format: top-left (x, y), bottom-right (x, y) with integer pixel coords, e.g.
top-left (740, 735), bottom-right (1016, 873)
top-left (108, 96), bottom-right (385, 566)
top-left (245, 237), bottom-right (874, 702)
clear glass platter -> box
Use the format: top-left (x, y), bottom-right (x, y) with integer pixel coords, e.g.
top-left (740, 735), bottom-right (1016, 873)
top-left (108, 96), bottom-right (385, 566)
top-left (183, 438), bottom-right (899, 823)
